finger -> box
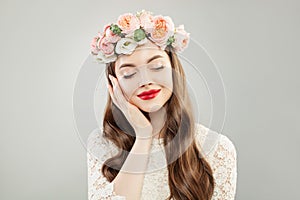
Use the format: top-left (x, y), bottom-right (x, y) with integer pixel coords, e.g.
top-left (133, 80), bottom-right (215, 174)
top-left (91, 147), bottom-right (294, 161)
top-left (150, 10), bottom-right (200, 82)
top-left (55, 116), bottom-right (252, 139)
top-left (113, 78), bottom-right (127, 101)
top-left (109, 75), bottom-right (127, 111)
top-left (107, 83), bottom-right (121, 108)
top-left (109, 75), bottom-right (128, 108)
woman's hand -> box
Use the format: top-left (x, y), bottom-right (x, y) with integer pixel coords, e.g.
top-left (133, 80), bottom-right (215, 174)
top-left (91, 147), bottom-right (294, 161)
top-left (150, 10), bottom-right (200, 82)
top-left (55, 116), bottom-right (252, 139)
top-left (108, 74), bottom-right (153, 139)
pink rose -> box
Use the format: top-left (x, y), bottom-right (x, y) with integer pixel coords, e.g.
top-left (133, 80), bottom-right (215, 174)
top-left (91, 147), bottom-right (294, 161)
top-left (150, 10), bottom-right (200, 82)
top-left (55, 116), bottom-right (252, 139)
top-left (139, 11), bottom-right (154, 32)
top-left (97, 36), bottom-right (115, 56)
top-left (103, 24), bottom-right (121, 43)
top-left (117, 13), bottom-right (140, 35)
top-left (90, 36), bottom-right (100, 54)
top-left (149, 15), bottom-right (175, 49)
top-left (172, 25), bottom-right (190, 53)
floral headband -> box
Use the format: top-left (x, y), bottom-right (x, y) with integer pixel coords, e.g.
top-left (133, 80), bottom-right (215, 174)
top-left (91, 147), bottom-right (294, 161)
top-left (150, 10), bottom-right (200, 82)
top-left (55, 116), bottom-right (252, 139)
top-left (90, 10), bottom-right (190, 64)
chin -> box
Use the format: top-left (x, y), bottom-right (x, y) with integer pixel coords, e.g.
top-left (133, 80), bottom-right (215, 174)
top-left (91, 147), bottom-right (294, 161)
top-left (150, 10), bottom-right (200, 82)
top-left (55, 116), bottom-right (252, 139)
top-left (131, 97), bottom-right (165, 113)
top-left (139, 104), bottom-right (164, 113)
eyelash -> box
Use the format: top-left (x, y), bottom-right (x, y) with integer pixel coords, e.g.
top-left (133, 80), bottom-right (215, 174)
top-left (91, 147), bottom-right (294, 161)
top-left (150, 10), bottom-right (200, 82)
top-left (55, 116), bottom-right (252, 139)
top-left (123, 65), bottom-right (165, 79)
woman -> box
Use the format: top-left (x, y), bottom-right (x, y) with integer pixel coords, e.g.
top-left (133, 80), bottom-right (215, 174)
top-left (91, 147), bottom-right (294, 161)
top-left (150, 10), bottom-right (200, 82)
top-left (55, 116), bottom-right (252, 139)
top-left (87, 10), bottom-right (237, 200)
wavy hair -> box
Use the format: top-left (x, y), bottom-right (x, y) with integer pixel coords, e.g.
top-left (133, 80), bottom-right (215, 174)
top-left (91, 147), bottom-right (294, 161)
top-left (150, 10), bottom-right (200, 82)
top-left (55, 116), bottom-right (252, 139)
top-left (101, 47), bottom-right (215, 199)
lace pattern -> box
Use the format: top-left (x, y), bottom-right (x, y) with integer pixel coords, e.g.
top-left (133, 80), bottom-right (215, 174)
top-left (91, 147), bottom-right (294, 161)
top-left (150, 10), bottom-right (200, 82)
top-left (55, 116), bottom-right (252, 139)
top-left (207, 133), bottom-right (237, 199)
top-left (87, 123), bottom-right (237, 199)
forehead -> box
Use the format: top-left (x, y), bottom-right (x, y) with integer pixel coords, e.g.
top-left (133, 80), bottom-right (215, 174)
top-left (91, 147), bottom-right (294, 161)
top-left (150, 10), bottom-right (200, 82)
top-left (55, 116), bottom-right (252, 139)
top-left (115, 43), bottom-right (170, 71)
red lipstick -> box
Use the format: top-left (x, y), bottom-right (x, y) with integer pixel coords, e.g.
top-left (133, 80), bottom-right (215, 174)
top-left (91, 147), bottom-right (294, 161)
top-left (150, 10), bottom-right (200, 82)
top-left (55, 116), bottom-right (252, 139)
top-left (137, 89), bottom-right (161, 100)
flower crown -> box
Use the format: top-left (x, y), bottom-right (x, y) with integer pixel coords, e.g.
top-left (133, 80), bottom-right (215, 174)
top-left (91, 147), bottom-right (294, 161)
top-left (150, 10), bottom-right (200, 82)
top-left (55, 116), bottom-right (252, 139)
top-left (90, 10), bottom-right (190, 64)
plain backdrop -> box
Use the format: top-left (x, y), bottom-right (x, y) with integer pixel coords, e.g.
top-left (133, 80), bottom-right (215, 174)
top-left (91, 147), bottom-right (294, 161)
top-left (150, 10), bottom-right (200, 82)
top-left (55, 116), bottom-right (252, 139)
top-left (1, 0), bottom-right (299, 199)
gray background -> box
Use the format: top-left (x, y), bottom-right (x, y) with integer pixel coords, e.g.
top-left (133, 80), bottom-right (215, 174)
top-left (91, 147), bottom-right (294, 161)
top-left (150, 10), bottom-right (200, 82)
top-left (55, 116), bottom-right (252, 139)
top-left (1, 0), bottom-right (299, 199)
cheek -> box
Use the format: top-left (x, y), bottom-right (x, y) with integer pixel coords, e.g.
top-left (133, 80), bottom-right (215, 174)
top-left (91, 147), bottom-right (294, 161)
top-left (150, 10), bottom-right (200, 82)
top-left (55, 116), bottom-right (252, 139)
top-left (152, 68), bottom-right (173, 91)
top-left (118, 78), bottom-right (138, 99)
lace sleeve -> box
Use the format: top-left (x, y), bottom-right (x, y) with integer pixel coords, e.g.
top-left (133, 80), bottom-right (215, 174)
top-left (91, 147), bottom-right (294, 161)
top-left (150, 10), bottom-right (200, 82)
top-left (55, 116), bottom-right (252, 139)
top-left (87, 128), bottom-right (126, 200)
top-left (209, 134), bottom-right (238, 200)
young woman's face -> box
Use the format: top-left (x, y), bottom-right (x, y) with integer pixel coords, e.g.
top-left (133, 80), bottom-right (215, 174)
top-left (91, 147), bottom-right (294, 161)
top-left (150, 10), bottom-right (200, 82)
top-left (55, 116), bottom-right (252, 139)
top-left (114, 40), bottom-right (173, 113)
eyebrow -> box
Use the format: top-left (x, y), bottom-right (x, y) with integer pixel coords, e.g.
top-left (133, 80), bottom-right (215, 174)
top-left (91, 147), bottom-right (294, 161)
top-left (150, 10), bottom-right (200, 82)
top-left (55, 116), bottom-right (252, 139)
top-left (119, 55), bottom-right (163, 69)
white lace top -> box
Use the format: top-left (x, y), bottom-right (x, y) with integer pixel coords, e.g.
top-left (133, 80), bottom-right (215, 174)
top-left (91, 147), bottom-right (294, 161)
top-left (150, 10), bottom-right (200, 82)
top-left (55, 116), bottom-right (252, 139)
top-left (87, 123), bottom-right (237, 200)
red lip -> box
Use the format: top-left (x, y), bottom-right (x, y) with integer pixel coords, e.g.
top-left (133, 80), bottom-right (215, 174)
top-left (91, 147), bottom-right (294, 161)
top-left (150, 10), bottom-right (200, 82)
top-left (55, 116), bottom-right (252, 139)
top-left (137, 89), bottom-right (161, 97)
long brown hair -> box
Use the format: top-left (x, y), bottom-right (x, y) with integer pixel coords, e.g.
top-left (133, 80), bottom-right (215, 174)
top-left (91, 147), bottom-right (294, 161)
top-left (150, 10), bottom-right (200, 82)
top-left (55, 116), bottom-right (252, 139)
top-left (101, 47), bottom-right (215, 199)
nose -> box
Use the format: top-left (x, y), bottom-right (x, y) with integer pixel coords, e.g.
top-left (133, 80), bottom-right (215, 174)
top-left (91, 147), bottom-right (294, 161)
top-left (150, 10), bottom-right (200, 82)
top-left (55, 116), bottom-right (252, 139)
top-left (138, 66), bottom-right (152, 87)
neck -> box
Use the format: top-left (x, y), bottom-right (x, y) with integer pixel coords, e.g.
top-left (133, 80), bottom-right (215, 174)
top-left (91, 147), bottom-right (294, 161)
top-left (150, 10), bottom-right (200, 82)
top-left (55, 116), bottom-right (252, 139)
top-left (148, 105), bottom-right (167, 139)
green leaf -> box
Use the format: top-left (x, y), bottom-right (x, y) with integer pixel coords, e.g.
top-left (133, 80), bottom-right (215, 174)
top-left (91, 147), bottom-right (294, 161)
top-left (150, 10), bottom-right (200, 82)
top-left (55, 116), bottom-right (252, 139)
top-left (166, 36), bottom-right (175, 46)
top-left (133, 29), bottom-right (146, 42)
top-left (110, 24), bottom-right (122, 35)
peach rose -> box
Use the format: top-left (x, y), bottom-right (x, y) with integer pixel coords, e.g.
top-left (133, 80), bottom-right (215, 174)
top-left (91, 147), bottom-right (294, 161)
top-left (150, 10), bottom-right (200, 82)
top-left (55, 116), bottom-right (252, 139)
top-left (138, 11), bottom-right (154, 33)
top-left (172, 25), bottom-right (190, 53)
top-left (149, 15), bottom-right (175, 49)
top-left (97, 36), bottom-right (115, 56)
top-left (103, 24), bottom-right (121, 43)
top-left (117, 13), bottom-right (140, 35)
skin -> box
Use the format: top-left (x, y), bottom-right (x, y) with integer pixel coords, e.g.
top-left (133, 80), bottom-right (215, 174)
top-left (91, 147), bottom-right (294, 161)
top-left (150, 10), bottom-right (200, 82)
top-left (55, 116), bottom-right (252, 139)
top-left (112, 39), bottom-right (173, 138)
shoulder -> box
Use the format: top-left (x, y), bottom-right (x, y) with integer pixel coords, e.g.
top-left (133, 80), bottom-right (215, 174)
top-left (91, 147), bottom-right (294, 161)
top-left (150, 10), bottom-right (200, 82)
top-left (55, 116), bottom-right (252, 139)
top-left (194, 123), bottom-right (237, 156)
top-left (195, 123), bottom-right (238, 199)
top-left (87, 127), bottom-right (107, 151)
top-left (194, 123), bottom-right (237, 159)
top-left (86, 127), bottom-right (118, 162)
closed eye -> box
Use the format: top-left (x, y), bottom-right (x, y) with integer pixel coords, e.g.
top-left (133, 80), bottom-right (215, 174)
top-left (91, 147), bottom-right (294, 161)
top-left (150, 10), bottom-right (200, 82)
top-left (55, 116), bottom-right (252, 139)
top-left (123, 72), bottom-right (136, 79)
top-left (123, 66), bottom-right (165, 79)
top-left (152, 65), bottom-right (165, 71)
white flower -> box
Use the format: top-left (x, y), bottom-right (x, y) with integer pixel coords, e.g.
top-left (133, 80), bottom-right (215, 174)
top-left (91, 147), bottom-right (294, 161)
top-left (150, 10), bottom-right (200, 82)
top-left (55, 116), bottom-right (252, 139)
top-left (115, 37), bottom-right (138, 55)
top-left (136, 37), bottom-right (149, 45)
top-left (95, 51), bottom-right (117, 64)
